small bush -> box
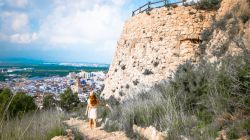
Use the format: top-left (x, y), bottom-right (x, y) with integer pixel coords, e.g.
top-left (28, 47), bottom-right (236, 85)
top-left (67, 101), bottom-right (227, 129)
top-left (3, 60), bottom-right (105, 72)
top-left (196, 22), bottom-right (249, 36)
top-left (60, 88), bottom-right (80, 112)
top-left (197, 0), bottom-right (221, 10)
top-left (213, 18), bottom-right (228, 31)
top-left (237, 0), bottom-right (250, 24)
top-left (240, 14), bottom-right (249, 23)
top-left (71, 128), bottom-right (84, 140)
top-left (133, 79), bottom-right (139, 85)
top-left (226, 120), bottom-right (250, 139)
top-left (189, 11), bottom-right (195, 15)
top-left (104, 120), bottom-right (120, 132)
top-left (201, 28), bottom-right (213, 41)
top-left (98, 106), bottom-right (110, 119)
top-left (43, 95), bottom-right (57, 109)
top-left (46, 126), bottom-right (66, 140)
top-left (143, 69), bottom-right (153, 75)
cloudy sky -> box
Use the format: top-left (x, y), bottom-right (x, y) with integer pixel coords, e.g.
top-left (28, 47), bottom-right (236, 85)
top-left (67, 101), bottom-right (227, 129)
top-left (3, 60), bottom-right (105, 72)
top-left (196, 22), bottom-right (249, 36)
top-left (0, 0), bottom-right (148, 64)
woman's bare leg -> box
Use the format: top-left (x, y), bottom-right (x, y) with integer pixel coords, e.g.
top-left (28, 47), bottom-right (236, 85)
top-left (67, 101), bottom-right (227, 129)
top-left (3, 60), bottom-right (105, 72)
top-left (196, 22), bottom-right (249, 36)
top-left (93, 119), bottom-right (97, 128)
top-left (89, 119), bottom-right (93, 129)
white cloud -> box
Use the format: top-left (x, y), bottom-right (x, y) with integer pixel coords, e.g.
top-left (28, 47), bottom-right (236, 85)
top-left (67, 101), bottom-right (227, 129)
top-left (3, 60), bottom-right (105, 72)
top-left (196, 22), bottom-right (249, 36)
top-left (10, 33), bottom-right (38, 44)
top-left (39, 0), bottom-right (126, 48)
top-left (0, 11), bottom-right (38, 44)
top-left (0, 0), bottom-right (129, 54)
top-left (11, 13), bottom-right (28, 32)
top-left (1, 12), bottom-right (29, 33)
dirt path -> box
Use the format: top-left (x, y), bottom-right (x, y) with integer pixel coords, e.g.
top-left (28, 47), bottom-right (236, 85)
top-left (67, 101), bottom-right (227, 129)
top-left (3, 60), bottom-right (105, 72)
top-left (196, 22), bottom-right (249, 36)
top-left (64, 118), bottom-right (129, 140)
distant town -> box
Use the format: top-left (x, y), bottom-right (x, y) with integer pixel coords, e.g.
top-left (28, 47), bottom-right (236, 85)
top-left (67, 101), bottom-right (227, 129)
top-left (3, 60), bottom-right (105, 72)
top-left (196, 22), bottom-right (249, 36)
top-left (0, 70), bottom-right (106, 109)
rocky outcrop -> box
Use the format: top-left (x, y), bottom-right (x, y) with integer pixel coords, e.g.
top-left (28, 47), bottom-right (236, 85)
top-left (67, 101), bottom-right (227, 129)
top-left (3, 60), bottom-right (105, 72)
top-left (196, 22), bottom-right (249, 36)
top-left (51, 129), bottom-right (74, 140)
top-left (101, 0), bottom-right (250, 101)
top-left (201, 0), bottom-right (250, 63)
top-left (101, 5), bottom-right (215, 100)
top-left (133, 125), bottom-right (166, 140)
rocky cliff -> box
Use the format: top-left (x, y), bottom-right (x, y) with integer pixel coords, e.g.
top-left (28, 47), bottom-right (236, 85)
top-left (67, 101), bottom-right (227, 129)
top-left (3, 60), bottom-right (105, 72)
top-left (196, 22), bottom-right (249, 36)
top-left (101, 0), bottom-right (250, 101)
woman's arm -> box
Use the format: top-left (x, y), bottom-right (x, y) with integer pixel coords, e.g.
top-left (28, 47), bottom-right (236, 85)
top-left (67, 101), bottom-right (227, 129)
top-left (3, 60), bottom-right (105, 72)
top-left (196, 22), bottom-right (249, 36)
top-left (105, 104), bottom-right (113, 112)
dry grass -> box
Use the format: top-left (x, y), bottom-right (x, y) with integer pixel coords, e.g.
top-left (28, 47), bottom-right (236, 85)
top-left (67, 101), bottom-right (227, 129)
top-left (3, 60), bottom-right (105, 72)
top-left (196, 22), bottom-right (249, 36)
top-left (105, 54), bottom-right (250, 139)
top-left (0, 109), bottom-right (69, 140)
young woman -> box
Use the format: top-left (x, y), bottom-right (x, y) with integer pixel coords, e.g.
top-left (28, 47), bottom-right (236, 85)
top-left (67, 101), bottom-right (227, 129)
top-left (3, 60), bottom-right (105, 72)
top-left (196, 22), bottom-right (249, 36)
top-left (85, 91), bottom-right (99, 129)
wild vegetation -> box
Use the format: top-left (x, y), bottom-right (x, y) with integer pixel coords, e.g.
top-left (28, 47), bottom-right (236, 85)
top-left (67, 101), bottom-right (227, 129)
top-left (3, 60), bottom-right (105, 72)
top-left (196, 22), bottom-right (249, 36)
top-left (0, 87), bottom-right (84, 140)
top-left (0, 89), bottom-right (36, 120)
top-left (0, 109), bottom-right (68, 140)
top-left (43, 94), bottom-right (57, 109)
top-left (105, 54), bottom-right (250, 139)
top-left (103, 1), bottom-right (250, 138)
top-left (200, 0), bottom-right (250, 57)
top-left (59, 88), bottom-right (81, 112)
top-left (197, 0), bottom-right (221, 10)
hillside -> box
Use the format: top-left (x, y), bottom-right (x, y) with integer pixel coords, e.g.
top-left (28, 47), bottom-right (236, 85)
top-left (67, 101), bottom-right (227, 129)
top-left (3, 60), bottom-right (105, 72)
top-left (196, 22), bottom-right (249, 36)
top-left (101, 0), bottom-right (250, 101)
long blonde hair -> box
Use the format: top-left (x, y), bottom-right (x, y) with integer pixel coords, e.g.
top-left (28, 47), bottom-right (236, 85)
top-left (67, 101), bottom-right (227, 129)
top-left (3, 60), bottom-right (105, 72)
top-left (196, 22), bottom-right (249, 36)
top-left (89, 91), bottom-right (97, 106)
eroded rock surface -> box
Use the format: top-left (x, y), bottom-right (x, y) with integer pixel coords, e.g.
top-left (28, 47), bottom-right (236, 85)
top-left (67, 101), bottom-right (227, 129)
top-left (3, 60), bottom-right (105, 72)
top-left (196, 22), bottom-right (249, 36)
top-left (102, 6), bottom-right (215, 100)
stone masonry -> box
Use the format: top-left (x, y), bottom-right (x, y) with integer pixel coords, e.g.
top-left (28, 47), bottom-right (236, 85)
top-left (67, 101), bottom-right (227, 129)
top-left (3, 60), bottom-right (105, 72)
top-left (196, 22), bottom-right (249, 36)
top-left (101, 6), bottom-right (215, 101)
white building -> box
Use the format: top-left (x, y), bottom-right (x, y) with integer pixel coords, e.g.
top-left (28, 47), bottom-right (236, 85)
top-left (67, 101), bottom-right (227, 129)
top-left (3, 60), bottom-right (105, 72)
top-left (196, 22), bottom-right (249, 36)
top-left (71, 78), bottom-right (83, 94)
top-left (67, 72), bottom-right (77, 79)
top-left (91, 71), bottom-right (106, 79)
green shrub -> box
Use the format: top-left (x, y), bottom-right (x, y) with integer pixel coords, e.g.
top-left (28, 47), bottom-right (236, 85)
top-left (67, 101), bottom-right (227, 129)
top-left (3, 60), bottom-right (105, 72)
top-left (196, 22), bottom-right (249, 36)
top-left (71, 128), bottom-right (84, 140)
top-left (0, 90), bottom-right (37, 119)
top-left (143, 69), bottom-right (153, 75)
top-left (106, 54), bottom-right (250, 139)
top-left (197, 0), bottom-right (221, 10)
top-left (60, 88), bottom-right (80, 112)
top-left (0, 88), bottom-right (13, 118)
top-left (240, 14), bottom-right (249, 23)
top-left (226, 120), bottom-right (250, 139)
top-left (46, 126), bottom-right (66, 140)
top-left (8, 93), bottom-right (37, 118)
top-left (201, 28), bottom-right (213, 41)
top-left (227, 127), bottom-right (239, 139)
top-left (104, 120), bottom-right (120, 132)
top-left (43, 95), bottom-right (57, 109)
top-left (97, 106), bottom-right (110, 120)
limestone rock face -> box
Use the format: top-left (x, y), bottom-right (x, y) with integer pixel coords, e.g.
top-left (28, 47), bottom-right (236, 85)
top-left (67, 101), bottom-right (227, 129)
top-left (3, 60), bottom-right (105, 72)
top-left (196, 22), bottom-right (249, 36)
top-left (101, 0), bottom-right (250, 101)
top-left (101, 6), bottom-right (215, 101)
top-left (202, 0), bottom-right (250, 63)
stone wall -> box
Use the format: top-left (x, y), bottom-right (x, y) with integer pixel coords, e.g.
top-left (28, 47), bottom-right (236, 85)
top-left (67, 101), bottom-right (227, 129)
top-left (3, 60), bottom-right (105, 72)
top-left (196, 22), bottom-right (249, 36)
top-left (101, 6), bottom-right (215, 101)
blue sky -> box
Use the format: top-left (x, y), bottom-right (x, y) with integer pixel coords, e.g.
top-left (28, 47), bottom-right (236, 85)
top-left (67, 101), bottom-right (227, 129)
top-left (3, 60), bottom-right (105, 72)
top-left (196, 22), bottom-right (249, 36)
top-left (0, 0), bottom-right (149, 64)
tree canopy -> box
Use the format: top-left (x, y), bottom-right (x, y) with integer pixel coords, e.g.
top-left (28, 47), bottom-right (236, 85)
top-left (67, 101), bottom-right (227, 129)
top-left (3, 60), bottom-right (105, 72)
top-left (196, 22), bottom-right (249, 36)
top-left (0, 89), bottom-right (37, 119)
top-left (43, 95), bottom-right (56, 109)
top-left (59, 88), bottom-right (80, 112)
